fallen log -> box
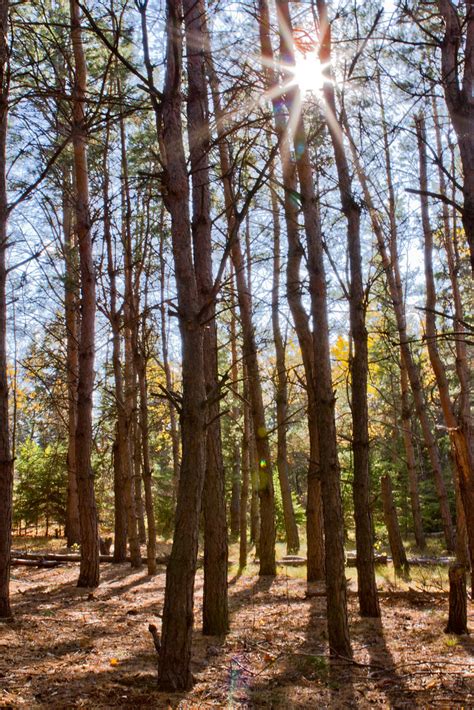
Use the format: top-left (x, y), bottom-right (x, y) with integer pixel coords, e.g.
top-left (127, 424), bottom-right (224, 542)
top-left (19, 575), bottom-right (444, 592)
top-left (11, 558), bottom-right (62, 568)
top-left (346, 554), bottom-right (388, 566)
top-left (11, 551), bottom-right (170, 565)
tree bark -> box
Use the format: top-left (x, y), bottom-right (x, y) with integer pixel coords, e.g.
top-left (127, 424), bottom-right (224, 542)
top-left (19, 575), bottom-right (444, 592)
top-left (381, 474), bottom-right (409, 575)
top-left (0, 0), bottom-right (12, 619)
top-left (70, 0), bottom-right (99, 589)
top-left (158, 211), bottom-right (180, 497)
top-left (157, 0), bottom-right (208, 690)
top-left (183, 0), bottom-right (228, 636)
top-left (445, 563), bottom-right (468, 634)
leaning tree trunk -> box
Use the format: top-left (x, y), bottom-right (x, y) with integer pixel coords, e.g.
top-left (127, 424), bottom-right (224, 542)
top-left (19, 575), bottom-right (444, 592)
top-left (157, 0), bottom-right (207, 691)
top-left (184, 0), bottom-right (228, 636)
top-left (416, 114), bottom-right (474, 591)
top-left (70, 0), bottom-right (99, 589)
top-left (0, 0), bottom-right (12, 619)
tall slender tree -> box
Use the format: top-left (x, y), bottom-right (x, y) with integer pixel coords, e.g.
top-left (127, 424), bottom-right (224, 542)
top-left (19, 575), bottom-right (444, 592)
top-left (0, 0), bottom-right (12, 619)
top-left (157, 0), bottom-right (208, 690)
top-left (69, 0), bottom-right (99, 589)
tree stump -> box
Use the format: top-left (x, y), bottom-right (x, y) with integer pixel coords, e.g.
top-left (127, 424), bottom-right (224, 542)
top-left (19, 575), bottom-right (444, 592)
top-left (445, 563), bottom-right (468, 635)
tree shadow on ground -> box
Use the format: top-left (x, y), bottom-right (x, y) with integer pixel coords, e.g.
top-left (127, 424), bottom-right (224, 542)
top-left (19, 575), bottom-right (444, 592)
top-left (353, 615), bottom-right (417, 709)
top-left (11, 563), bottom-right (159, 617)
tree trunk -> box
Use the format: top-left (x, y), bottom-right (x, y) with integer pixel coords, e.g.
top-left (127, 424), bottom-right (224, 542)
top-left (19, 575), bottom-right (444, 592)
top-left (307, 0), bottom-right (379, 618)
top-left (240, 387), bottom-right (250, 569)
top-left (257, 0), bottom-right (324, 580)
top-left (112, 429), bottom-right (127, 562)
top-left (381, 474), bottom-right (409, 575)
top-left (416, 113), bottom-right (474, 589)
top-left (445, 564), bottom-right (468, 635)
top-left (270, 168), bottom-right (300, 555)
top-left (230, 451), bottom-right (241, 540)
top-left (0, 0), bottom-right (12, 618)
top-left (157, 0), bottom-right (208, 690)
top-left (70, 0), bottom-right (99, 589)
top-left (63, 162), bottom-right (81, 548)
top-left (120, 107), bottom-right (142, 568)
top-left (183, 0), bottom-right (228, 636)
top-left (102, 123), bottom-right (128, 564)
top-left (137, 341), bottom-right (157, 575)
top-left (400, 362), bottom-right (426, 549)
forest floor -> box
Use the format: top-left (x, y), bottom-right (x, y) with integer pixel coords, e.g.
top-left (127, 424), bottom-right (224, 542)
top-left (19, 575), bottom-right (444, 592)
top-left (1, 539), bottom-right (473, 709)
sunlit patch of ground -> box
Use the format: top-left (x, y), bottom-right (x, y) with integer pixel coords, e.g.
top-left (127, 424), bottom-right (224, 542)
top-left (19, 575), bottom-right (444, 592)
top-left (1, 543), bottom-right (472, 708)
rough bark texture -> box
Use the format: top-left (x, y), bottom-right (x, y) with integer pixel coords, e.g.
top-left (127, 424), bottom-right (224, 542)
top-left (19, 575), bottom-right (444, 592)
top-left (445, 564), bottom-right (468, 635)
top-left (0, 0), bottom-right (12, 619)
top-left (183, 0), bottom-right (228, 636)
top-left (436, 0), bottom-right (474, 274)
top-left (381, 475), bottom-right (409, 575)
top-left (157, 0), bottom-right (207, 691)
top-left (70, 0), bottom-right (99, 589)
top-left (416, 113), bottom-right (474, 589)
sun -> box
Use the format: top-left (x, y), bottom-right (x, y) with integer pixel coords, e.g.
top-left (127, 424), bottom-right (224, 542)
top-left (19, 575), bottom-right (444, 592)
top-left (289, 51), bottom-right (325, 94)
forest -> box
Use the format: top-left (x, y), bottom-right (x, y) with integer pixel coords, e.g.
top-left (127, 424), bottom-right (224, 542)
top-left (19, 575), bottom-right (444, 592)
top-left (0, 0), bottom-right (473, 707)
